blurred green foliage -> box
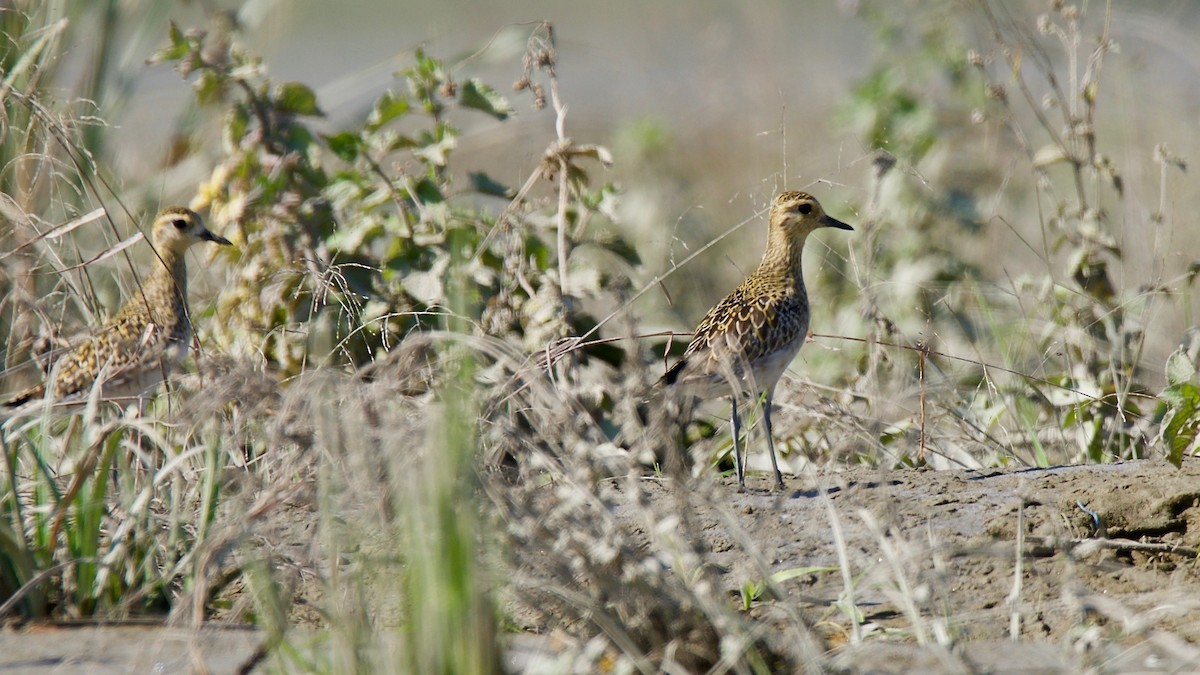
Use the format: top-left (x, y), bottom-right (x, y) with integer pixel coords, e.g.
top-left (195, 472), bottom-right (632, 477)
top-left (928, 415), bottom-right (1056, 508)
top-left (823, 0), bottom-right (1185, 467)
top-left (153, 22), bottom-right (629, 377)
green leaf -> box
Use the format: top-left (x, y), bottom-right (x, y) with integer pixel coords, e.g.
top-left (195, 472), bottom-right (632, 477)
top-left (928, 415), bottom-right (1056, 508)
top-left (148, 20), bottom-right (190, 64)
top-left (414, 48), bottom-right (441, 78)
top-left (413, 178), bottom-right (445, 204)
top-left (276, 82), bottom-right (323, 116)
top-left (363, 128), bottom-right (415, 154)
top-left (740, 580), bottom-right (762, 610)
top-left (193, 70), bottom-right (224, 105)
top-left (595, 234), bottom-right (642, 265)
top-left (325, 131), bottom-right (362, 161)
top-left (1159, 385), bottom-right (1185, 409)
top-left (468, 171), bottom-right (515, 198)
top-left (402, 252), bottom-right (450, 306)
top-left (367, 91), bottom-right (411, 130)
top-left (413, 132), bottom-right (456, 167)
top-left (1166, 348), bottom-right (1196, 387)
top-left (878, 420), bottom-right (912, 446)
top-left (282, 124), bottom-right (317, 153)
top-left (223, 106), bottom-right (249, 148)
top-left (168, 20), bottom-right (186, 46)
top-left (459, 79), bottom-right (512, 120)
top-left (1162, 394), bottom-right (1198, 468)
top-left (324, 218), bottom-right (379, 253)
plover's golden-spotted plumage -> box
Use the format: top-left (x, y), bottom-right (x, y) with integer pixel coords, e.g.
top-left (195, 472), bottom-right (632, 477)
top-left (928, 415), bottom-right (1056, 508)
top-left (660, 191), bottom-right (852, 491)
top-left (5, 207), bottom-right (231, 408)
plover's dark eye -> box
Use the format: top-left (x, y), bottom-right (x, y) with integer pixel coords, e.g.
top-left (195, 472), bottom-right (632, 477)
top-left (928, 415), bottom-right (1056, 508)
top-left (797, 203), bottom-right (813, 215)
top-left (172, 218), bottom-right (188, 230)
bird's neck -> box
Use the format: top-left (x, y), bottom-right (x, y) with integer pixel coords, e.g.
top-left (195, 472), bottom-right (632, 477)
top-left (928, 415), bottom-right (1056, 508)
top-left (157, 245), bottom-right (188, 287)
top-left (140, 247), bottom-right (189, 315)
top-left (758, 227), bottom-right (809, 284)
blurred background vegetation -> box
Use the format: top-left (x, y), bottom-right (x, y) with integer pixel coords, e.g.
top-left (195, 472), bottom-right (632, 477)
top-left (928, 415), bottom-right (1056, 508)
top-left (2, 0), bottom-right (1199, 671)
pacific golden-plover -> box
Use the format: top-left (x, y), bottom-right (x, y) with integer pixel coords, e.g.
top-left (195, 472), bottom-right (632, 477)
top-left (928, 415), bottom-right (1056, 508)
top-left (660, 191), bottom-right (852, 491)
top-left (4, 207), bottom-right (231, 408)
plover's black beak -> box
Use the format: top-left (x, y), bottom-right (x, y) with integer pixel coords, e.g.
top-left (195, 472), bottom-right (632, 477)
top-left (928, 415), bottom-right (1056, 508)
top-left (201, 229), bottom-right (232, 246)
top-left (823, 215), bottom-right (853, 231)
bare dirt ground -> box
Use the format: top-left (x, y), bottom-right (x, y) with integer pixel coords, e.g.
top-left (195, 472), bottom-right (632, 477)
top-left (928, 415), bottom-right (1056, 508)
top-left (681, 459), bottom-right (1200, 672)
top-left (711, 459), bottom-right (1200, 638)
top-left (515, 458), bottom-right (1200, 673)
top-left (2, 458), bottom-right (1198, 673)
